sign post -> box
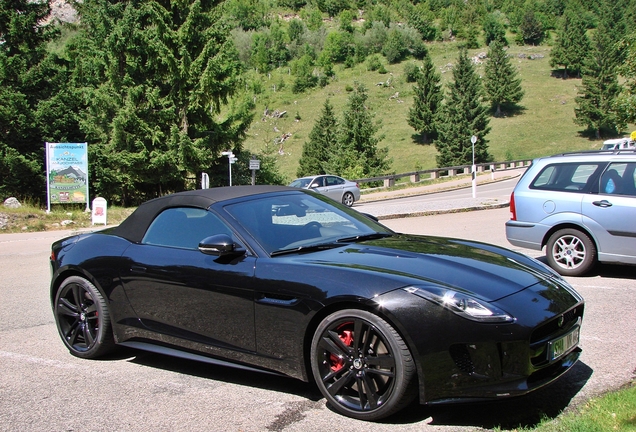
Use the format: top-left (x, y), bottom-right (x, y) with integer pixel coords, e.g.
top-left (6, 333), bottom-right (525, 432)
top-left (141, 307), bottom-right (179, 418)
top-left (249, 158), bottom-right (260, 185)
top-left (221, 151), bottom-right (237, 186)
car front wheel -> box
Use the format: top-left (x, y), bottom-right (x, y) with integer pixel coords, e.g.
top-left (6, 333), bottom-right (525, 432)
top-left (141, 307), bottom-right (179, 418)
top-left (310, 309), bottom-right (417, 421)
top-left (53, 275), bottom-right (115, 358)
top-left (546, 228), bottom-right (597, 276)
top-left (342, 192), bottom-right (355, 207)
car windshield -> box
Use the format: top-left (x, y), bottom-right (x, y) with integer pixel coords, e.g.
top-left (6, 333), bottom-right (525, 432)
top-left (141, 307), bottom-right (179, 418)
top-left (224, 192), bottom-right (391, 255)
top-left (289, 178), bottom-right (313, 188)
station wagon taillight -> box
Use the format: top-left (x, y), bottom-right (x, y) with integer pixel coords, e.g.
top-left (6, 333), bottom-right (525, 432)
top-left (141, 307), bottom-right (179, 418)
top-left (509, 192), bottom-right (517, 221)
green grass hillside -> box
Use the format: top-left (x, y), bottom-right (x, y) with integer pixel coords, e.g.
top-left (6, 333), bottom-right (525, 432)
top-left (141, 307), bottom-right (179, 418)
top-left (241, 42), bottom-right (634, 183)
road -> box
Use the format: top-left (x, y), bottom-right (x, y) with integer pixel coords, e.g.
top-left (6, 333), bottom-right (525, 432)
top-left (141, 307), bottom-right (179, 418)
top-left (356, 176), bottom-right (518, 218)
top-left (0, 204), bottom-right (634, 431)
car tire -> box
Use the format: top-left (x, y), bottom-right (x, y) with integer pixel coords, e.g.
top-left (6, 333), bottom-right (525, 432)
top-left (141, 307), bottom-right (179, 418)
top-left (546, 228), bottom-right (597, 276)
top-left (53, 275), bottom-right (116, 359)
top-left (310, 309), bottom-right (417, 421)
top-left (342, 192), bottom-right (355, 207)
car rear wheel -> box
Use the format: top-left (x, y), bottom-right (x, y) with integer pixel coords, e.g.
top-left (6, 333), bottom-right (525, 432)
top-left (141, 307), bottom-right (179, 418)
top-left (53, 276), bottom-right (115, 358)
top-left (342, 192), bottom-right (355, 207)
top-left (546, 228), bottom-right (597, 276)
top-left (310, 309), bottom-right (417, 421)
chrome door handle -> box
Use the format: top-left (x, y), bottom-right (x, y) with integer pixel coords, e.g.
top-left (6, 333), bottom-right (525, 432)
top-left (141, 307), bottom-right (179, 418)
top-left (592, 200), bottom-right (613, 208)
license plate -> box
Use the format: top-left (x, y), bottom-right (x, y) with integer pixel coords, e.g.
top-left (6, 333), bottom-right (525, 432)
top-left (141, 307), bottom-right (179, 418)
top-left (548, 326), bottom-right (580, 361)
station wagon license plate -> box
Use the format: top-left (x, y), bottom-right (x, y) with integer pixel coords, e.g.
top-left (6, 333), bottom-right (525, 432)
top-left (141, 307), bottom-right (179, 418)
top-left (548, 326), bottom-right (580, 361)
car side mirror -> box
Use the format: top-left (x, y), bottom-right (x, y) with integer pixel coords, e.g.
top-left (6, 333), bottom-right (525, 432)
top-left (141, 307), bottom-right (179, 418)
top-left (310, 183), bottom-right (320, 188)
top-left (198, 234), bottom-right (245, 257)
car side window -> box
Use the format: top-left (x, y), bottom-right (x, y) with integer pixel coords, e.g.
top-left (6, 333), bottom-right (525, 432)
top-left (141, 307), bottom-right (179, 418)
top-left (600, 163), bottom-right (636, 196)
top-left (530, 163), bottom-right (602, 192)
top-left (325, 176), bottom-right (340, 186)
top-left (142, 208), bottom-right (233, 249)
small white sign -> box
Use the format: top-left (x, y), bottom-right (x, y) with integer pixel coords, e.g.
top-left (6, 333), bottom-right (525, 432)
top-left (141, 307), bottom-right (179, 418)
top-left (249, 159), bottom-right (260, 170)
top-left (91, 197), bottom-right (107, 225)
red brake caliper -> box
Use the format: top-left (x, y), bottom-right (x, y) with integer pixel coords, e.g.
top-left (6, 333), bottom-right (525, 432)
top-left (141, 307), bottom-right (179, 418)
top-left (329, 326), bottom-right (354, 372)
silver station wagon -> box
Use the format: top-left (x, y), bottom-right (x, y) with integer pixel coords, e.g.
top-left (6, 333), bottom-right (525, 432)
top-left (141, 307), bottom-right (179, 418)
top-left (506, 150), bottom-right (636, 276)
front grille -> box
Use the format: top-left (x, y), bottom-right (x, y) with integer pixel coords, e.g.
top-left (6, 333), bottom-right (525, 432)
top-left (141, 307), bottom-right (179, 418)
top-left (530, 305), bottom-right (584, 344)
top-left (530, 304), bottom-right (583, 367)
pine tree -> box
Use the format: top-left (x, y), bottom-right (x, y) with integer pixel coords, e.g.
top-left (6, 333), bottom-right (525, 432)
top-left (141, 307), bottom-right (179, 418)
top-left (297, 99), bottom-right (338, 177)
top-left (483, 13), bottom-right (507, 46)
top-left (616, 32), bottom-right (636, 124)
top-left (407, 51), bottom-right (443, 143)
top-left (574, 24), bottom-right (624, 138)
top-left (69, 0), bottom-right (252, 205)
top-left (550, 4), bottom-right (591, 78)
top-left (435, 50), bottom-right (491, 168)
top-left (327, 84), bottom-right (391, 179)
top-left (0, 0), bottom-right (78, 200)
top-left (484, 40), bottom-right (524, 117)
top-left (518, 6), bottom-right (544, 45)
top-left (597, 0), bottom-right (628, 68)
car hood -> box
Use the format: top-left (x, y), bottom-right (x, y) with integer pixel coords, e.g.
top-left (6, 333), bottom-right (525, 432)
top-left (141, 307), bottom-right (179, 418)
top-left (291, 234), bottom-right (560, 302)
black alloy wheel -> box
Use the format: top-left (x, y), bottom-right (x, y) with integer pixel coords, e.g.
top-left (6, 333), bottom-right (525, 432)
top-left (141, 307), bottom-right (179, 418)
top-left (310, 309), bottom-right (417, 421)
top-left (546, 228), bottom-right (597, 276)
top-left (342, 192), bottom-right (355, 207)
top-left (54, 276), bottom-right (115, 359)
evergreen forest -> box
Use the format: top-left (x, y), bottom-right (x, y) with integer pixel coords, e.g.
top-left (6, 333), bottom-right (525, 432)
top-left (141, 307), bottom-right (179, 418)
top-left (1, 0), bottom-right (636, 205)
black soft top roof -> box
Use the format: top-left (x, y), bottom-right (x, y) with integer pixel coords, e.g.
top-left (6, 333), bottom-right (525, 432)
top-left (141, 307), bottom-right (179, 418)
top-left (111, 185), bottom-right (295, 243)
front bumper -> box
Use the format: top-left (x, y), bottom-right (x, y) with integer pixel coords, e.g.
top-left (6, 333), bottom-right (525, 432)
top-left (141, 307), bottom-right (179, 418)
top-left (374, 281), bottom-right (584, 404)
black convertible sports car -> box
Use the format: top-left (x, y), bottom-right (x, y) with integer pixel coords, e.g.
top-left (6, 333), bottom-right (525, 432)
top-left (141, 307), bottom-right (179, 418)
top-left (50, 186), bottom-right (584, 421)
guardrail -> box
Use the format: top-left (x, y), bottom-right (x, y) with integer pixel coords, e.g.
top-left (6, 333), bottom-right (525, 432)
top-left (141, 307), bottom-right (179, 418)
top-left (354, 159), bottom-right (533, 188)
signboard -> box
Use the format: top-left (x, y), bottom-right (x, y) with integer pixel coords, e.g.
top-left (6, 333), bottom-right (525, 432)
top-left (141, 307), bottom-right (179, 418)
top-left (45, 142), bottom-right (89, 212)
top-left (249, 159), bottom-right (261, 170)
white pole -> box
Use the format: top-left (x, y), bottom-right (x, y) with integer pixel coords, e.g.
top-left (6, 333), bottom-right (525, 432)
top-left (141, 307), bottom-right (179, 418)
top-left (471, 135), bottom-right (477, 198)
top-left (221, 151), bottom-right (234, 186)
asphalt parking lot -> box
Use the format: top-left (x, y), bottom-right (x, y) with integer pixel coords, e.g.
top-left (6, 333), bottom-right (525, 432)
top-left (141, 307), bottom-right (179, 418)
top-left (0, 203), bottom-right (634, 431)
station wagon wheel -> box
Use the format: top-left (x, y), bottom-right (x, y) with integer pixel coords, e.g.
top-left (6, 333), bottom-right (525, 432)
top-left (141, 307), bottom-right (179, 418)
top-left (342, 192), bottom-right (355, 207)
top-left (546, 228), bottom-right (597, 276)
top-left (54, 276), bottom-right (115, 359)
top-left (310, 309), bottom-right (417, 421)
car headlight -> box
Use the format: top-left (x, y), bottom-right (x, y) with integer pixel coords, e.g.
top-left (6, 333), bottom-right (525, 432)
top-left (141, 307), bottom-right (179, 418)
top-left (404, 286), bottom-right (515, 323)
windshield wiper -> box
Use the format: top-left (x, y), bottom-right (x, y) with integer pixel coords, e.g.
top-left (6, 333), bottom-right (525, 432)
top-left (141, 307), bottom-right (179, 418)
top-left (270, 242), bottom-right (342, 257)
top-left (337, 233), bottom-right (392, 243)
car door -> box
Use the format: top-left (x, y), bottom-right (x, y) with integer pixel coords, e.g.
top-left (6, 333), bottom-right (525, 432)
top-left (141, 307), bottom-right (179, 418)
top-left (121, 207), bottom-right (258, 351)
top-left (582, 162), bottom-right (636, 261)
top-left (322, 176), bottom-right (345, 201)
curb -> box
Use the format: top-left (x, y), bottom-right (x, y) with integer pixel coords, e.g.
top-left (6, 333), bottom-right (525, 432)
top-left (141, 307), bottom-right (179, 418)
top-left (376, 201), bottom-right (511, 220)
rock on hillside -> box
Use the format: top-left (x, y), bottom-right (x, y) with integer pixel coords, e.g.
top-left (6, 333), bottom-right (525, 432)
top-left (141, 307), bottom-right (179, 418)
top-left (47, 0), bottom-right (78, 24)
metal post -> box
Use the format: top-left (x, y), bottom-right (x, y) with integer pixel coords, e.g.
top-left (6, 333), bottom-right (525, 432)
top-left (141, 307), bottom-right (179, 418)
top-left (471, 135), bottom-right (477, 198)
top-left (221, 151), bottom-right (235, 186)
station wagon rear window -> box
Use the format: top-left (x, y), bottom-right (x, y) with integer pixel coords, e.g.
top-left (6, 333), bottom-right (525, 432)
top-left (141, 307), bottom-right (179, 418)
top-left (530, 163), bottom-right (604, 192)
